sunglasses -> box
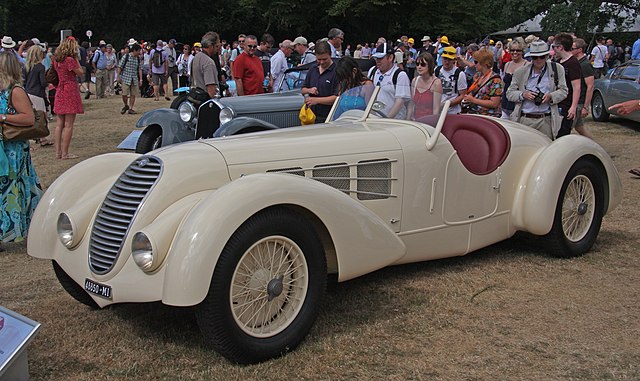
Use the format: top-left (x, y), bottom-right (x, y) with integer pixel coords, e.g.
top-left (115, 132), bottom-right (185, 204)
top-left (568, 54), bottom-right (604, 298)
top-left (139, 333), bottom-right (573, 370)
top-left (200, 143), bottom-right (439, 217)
top-left (246, 44), bottom-right (257, 49)
top-left (532, 55), bottom-right (548, 60)
top-left (510, 49), bottom-right (522, 53)
top-left (239, 40), bottom-right (245, 43)
top-left (571, 47), bottom-right (580, 50)
top-left (417, 61), bottom-right (428, 67)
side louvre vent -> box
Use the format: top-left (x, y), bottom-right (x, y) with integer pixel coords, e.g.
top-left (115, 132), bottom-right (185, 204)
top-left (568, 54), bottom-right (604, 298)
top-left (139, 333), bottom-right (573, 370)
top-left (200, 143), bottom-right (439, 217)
top-left (267, 167), bottom-right (305, 176)
top-left (312, 163), bottom-right (350, 194)
top-left (88, 156), bottom-right (162, 275)
top-left (357, 159), bottom-right (391, 200)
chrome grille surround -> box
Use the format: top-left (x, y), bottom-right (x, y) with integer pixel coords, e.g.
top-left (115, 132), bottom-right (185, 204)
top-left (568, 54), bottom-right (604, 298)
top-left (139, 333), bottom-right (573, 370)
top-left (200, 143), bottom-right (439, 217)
top-left (88, 156), bottom-right (163, 275)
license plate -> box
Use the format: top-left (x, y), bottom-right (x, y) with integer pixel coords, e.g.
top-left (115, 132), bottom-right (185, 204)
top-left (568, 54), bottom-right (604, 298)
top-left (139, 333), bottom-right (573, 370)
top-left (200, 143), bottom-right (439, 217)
top-left (84, 279), bottom-right (112, 300)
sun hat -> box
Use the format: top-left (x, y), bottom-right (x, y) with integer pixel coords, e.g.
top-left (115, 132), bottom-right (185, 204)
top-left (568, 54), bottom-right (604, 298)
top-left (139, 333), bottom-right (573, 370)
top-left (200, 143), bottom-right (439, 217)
top-left (128, 38), bottom-right (138, 45)
top-left (293, 36), bottom-right (308, 46)
top-left (525, 41), bottom-right (550, 57)
top-left (441, 46), bottom-right (457, 60)
top-left (1, 36), bottom-right (16, 49)
top-left (372, 43), bottom-right (394, 59)
top-left (421, 36), bottom-right (431, 42)
top-left (440, 36), bottom-right (449, 45)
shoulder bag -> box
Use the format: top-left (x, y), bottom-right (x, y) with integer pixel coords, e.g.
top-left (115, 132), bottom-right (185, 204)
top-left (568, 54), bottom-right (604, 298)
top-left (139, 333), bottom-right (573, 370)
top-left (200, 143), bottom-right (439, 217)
top-left (45, 60), bottom-right (59, 86)
top-left (2, 85), bottom-right (50, 141)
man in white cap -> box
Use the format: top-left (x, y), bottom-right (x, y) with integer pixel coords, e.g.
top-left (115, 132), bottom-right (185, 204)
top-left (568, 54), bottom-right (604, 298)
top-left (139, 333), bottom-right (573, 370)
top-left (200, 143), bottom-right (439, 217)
top-left (419, 36), bottom-right (435, 56)
top-left (1, 36), bottom-right (25, 64)
top-left (270, 40), bottom-right (294, 92)
top-left (368, 42), bottom-right (411, 119)
top-left (293, 36), bottom-right (315, 66)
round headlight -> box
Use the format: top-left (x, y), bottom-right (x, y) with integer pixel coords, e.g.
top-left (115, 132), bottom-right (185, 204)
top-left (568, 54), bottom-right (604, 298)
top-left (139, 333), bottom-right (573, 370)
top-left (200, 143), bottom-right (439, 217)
top-left (57, 213), bottom-right (75, 248)
top-left (132, 232), bottom-right (154, 272)
top-left (219, 107), bottom-right (235, 125)
top-left (178, 102), bottom-right (197, 122)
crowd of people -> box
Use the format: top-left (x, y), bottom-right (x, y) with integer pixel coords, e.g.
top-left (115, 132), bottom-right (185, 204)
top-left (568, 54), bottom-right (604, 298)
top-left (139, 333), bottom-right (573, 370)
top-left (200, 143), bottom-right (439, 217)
top-left (0, 28), bottom-right (639, 250)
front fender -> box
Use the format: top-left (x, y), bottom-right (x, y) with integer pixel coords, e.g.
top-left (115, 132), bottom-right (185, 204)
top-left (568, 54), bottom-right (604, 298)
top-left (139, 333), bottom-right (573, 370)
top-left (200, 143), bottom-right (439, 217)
top-left (214, 117), bottom-right (279, 137)
top-left (136, 108), bottom-right (195, 147)
top-left (513, 135), bottom-right (622, 235)
top-left (162, 173), bottom-right (406, 306)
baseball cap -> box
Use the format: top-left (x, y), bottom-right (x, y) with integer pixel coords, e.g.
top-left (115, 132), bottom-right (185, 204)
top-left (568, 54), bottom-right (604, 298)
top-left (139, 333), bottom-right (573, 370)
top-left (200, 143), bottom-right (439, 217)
top-left (440, 36), bottom-right (449, 45)
top-left (169, 39), bottom-right (177, 45)
top-left (441, 46), bottom-right (456, 60)
top-left (372, 43), bottom-right (394, 59)
top-left (193, 42), bottom-right (202, 48)
top-left (408, 38), bottom-right (414, 44)
top-left (293, 36), bottom-right (308, 46)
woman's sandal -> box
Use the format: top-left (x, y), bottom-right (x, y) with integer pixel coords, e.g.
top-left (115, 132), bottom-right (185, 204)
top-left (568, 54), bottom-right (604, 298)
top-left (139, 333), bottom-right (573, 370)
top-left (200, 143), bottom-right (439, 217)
top-left (629, 168), bottom-right (640, 177)
top-left (40, 139), bottom-right (54, 147)
top-left (62, 153), bottom-right (79, 160)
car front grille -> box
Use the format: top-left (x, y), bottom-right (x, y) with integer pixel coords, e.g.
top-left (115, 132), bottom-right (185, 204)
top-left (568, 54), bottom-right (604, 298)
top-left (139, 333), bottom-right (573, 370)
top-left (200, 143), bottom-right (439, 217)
top-left (88, 156), bottom-right (162, 275)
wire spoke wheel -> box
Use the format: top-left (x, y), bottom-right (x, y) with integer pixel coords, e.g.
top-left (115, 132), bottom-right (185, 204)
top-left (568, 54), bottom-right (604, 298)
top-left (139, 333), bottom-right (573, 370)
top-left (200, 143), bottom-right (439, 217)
top-left (230, 236), bottom-right (309, 337)
top-left (561, 175), bottom-right (595, 242)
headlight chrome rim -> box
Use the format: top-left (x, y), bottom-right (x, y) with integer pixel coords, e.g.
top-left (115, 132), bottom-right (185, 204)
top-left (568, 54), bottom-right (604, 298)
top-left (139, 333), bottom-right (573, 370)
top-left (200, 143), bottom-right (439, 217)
top-left (132, 232), bottom-right (154, 272)
top-left (56, 213), bottom-right (75, 248)
top-left (178, 102), bottom-right (197, 122)
top-left (219, 107), bottom-right (235, 125)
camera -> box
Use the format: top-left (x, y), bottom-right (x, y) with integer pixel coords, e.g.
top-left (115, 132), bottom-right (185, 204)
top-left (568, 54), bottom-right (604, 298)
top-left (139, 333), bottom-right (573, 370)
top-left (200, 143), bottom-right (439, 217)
top-left (533, 87), bottom-right (544, 106)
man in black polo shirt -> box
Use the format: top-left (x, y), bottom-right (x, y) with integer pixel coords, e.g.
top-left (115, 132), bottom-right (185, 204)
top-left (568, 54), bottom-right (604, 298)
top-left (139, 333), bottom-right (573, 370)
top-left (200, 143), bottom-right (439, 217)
top-left (301, 41), bottom-right (338, 123)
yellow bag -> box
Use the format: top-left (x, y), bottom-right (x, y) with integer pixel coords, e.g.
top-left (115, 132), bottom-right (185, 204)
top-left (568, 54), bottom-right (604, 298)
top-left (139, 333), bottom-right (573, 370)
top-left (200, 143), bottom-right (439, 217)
top-left (299, 104), bottom-right (316, 125)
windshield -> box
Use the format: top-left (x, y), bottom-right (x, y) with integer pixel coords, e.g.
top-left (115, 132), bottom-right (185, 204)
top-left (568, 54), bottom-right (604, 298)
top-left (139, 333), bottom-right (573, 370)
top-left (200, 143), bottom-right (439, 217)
top-left (328, 83), bottom-right (445, 124)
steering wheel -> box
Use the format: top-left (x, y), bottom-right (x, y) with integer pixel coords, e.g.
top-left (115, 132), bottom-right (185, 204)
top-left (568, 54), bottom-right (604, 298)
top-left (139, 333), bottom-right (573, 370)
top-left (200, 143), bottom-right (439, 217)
top-left (370, 108), bottom-right (388, 119)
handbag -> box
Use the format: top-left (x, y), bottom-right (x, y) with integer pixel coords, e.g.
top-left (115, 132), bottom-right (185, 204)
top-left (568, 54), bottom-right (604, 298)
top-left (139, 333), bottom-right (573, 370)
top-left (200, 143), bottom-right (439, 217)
top-left (299, 104), bottom-right (316, 125)
top-left (45, 61), bottom-right (59, 86)
top-left (2, 85), bottom-right (50, 141)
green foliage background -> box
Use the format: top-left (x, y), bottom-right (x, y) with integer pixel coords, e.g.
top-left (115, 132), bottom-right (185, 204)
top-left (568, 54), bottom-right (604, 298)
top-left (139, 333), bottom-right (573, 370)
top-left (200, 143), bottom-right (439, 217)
top-left (1, 0), bottom-right (638, 46)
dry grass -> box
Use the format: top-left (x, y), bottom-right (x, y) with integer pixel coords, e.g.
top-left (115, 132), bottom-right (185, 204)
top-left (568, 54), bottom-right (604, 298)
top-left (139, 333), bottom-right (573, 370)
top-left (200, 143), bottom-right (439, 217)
top-left (1, 91), bottom-right (639, 380)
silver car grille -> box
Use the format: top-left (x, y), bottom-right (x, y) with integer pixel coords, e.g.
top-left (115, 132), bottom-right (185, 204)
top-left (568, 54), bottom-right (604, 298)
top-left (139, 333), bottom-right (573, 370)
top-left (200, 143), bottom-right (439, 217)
top-left (242, 111), bottom-right (300, 128)
top-left (88, 156), bottom-right (162, 274)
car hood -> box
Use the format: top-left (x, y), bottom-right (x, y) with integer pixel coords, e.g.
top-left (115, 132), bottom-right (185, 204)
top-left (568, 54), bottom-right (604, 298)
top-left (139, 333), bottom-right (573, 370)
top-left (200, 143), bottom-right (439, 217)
top-left (199, 123), bottom-right (402, 165)
top-left (217, 90), bottom-right (304, 112)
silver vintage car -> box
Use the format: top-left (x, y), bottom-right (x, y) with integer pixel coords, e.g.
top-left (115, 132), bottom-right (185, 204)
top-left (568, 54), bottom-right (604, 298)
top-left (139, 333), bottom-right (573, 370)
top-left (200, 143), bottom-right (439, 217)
top-left (592, 60), bottom-right (640, 122)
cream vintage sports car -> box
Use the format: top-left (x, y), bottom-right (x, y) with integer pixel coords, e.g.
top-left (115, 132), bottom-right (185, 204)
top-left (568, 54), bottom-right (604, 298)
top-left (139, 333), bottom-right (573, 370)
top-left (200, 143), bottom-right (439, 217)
top-left (28, 85), bottom-right (622, 364)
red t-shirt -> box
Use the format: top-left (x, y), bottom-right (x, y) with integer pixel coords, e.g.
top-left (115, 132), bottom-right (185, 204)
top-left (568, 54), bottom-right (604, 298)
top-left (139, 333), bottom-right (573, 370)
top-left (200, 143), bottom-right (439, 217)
top-left (233, 53), bottom-right (264, 95)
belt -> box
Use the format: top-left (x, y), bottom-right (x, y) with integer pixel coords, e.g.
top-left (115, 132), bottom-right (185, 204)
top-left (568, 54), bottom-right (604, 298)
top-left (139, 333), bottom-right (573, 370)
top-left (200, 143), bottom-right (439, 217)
top-left (521, 112), bottom-right (551, 119)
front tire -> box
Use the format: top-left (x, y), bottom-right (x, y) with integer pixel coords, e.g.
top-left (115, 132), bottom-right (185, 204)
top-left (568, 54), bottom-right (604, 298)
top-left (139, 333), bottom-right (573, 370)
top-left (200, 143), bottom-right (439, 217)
top-left (546, 158), bottom-right (605, 258)
top-left (591, 92), bottom-right (610, 122)
top-left (170, 93), bottom-right (189, 109)
top-left (135, 126), bottom-right (162, 154)
top-left (196, 208), bottom-right (327, 364)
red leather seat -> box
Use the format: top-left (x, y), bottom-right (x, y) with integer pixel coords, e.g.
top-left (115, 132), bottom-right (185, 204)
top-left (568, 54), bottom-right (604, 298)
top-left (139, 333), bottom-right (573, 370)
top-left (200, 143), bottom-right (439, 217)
top-left (417, 114), bottom-right (511, 175)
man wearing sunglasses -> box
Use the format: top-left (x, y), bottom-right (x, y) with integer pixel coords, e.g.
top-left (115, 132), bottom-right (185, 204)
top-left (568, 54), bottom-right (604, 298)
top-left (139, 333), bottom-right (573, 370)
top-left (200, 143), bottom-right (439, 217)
top-left (328, 28), bottom-right (344, 58)
top-left (233, 35), bottom-right (264, 96)
top-left (506, 41), bottom-right (568, 140)
top-left (369, 43), bottom-right (411, 119)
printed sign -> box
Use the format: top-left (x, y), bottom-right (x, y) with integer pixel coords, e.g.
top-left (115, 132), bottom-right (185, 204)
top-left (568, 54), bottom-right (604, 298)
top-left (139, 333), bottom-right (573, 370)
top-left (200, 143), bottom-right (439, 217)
top-left (0, 306), bottom-right (40, 374)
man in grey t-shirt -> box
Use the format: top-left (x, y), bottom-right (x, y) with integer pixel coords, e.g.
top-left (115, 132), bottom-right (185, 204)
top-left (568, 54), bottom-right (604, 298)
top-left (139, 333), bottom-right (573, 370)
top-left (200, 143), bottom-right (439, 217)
top-left (191, 32), bottom-right (220, 99)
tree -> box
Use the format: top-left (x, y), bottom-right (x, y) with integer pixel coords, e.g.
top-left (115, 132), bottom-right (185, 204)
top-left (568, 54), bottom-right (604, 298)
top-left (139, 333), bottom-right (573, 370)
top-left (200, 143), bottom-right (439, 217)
top-left (540, 0), bottom-right (639, 37)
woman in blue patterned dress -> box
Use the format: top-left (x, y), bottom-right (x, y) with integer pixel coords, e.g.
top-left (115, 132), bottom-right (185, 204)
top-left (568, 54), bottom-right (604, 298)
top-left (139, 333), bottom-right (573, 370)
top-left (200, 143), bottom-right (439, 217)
top-left (0, 51), bottom-right (44, 247)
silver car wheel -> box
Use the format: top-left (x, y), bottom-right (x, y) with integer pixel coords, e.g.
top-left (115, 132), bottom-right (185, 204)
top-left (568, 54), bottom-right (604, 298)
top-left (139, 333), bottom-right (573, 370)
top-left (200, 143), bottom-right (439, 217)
top-left (230, 235), bottom-right (309, 338)
top-left (561, 174), bottom-right (595, 242)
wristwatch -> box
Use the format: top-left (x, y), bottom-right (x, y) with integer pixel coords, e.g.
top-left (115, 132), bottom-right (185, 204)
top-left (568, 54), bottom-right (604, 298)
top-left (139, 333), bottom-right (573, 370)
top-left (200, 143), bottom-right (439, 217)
top-left (1, 114), bottom-right (6, 123)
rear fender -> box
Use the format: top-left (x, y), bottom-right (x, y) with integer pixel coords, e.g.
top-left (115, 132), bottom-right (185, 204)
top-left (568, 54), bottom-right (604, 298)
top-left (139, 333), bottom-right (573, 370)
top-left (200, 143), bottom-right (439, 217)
top-left (136, 108), bottom-right (195, 146)
top-left (162, 173), bottom-right (406, 306)
top-left (513, 135), bottom-right (621, 235)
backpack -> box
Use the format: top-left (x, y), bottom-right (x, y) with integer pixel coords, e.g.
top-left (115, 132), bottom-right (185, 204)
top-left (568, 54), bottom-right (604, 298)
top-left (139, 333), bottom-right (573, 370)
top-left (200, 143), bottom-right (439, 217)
top-left (435, 66), bottom-right (464, 93)
top-left (368, 66), bottom-right (404, 87)
top-left (152, 49), bottom-right (164, 68)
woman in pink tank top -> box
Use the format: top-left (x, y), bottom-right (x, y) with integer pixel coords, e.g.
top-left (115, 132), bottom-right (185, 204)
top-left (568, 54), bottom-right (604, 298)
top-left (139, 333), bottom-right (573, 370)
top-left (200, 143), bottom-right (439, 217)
top-left (408, 52), bottom-right (443, 121)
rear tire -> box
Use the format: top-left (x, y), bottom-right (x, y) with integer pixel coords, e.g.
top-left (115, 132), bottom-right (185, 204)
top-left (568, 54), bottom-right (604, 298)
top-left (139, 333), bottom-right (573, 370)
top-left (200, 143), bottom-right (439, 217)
top-left (546, 159), bottom-right (605, 258)
top-left (196, 208), bottom-right (326, 364)
top-left (53, 261), bottom-right (99, 308)
top-left (591, 92), bottom-right (610, 122)
top-left (135, 126), bottom-right (162, 154)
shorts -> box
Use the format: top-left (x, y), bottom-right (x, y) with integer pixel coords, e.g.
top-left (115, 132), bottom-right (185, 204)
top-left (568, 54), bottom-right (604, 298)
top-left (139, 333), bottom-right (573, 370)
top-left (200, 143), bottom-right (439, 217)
top-left (151, 73), bottom-right (167, 86)
top-left (122, 83), bottom-right (139, 97)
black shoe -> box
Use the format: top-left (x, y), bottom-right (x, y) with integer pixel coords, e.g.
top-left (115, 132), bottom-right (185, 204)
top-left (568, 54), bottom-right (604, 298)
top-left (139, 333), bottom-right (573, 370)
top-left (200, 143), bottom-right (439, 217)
top-left (120, 105), bottom-right (130, 114)
top-left (85, 92), bottom-right (91, 100)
